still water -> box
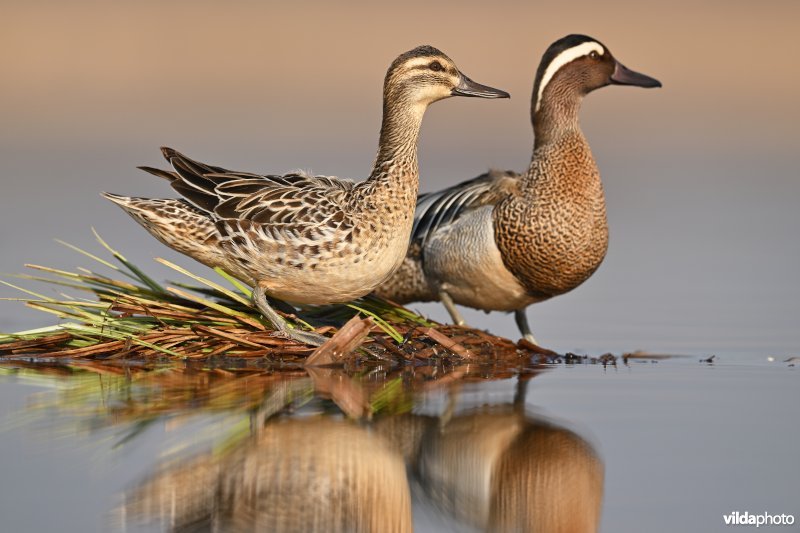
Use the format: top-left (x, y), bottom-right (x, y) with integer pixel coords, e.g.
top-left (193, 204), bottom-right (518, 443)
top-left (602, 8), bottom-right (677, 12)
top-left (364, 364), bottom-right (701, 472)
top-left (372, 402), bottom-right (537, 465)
top-left (0, 356), bottom-right (796, 533)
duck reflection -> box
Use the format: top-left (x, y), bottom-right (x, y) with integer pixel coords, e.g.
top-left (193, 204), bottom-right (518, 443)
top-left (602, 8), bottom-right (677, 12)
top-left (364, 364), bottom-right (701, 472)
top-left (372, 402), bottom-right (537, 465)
top-left (122, 376), bottom-right (603, 532)
top-left (376, 378), bottom-right (604, 533)
top-left (122, 416), bottom-right (412, 532)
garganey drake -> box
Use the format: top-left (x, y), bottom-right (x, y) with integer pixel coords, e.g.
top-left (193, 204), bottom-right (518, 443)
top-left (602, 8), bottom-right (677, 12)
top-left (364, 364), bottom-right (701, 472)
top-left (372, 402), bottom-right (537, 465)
top-left (375, 35), bottom-right (660, 344)
top-left (104, 45), bottom-right (509, 346)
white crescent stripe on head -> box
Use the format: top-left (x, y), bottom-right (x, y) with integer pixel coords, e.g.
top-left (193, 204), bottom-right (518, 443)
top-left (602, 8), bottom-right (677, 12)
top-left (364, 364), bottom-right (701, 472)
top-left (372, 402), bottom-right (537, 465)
top-left (535, 41), bottom-right (605, 112)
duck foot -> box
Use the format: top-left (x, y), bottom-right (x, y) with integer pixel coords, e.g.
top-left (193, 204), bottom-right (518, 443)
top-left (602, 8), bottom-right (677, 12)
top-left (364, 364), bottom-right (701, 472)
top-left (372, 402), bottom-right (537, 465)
top-left (253, 285), bottom-right (329, 347)
top-left (271, 328), bottom-right (330, 347)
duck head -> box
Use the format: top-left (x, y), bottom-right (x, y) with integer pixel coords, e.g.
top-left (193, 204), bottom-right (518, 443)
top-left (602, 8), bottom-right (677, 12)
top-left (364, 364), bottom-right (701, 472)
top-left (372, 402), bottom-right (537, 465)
top-left (384, 45), bottom-right (510, 106)
top-left (532, 34), bottom-right (661, 117)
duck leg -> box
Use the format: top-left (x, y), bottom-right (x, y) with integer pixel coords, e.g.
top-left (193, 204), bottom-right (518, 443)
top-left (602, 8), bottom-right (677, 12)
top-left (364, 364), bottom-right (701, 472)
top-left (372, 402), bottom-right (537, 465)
top-left (514, 308), bottom-right (538, 345)
top-left (513, 372), bottom-right (533, 411)
top-left (439, 290), bottom-right (466, 326)
top-left (440, 382), bottom-right (462, 429)
top-left (253, 285), bottom-right (330, 347)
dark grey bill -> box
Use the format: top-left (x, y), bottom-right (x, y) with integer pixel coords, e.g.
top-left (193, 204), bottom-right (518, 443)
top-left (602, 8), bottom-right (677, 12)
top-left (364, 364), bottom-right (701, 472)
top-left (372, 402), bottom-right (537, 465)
top-left (610, 62), bottom-right (662, 88)
top-left (452, 74), bottom-right (510, 98)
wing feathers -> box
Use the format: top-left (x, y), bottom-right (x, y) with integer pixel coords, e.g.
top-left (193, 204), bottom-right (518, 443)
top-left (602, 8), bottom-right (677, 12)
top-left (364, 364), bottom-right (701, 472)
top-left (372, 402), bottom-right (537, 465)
top-left (134, 147), bottom-right (357, 249)
top-left (137, 166), bottom-right (179, 182)
top-left (412, 169), bottom-right (520, 244)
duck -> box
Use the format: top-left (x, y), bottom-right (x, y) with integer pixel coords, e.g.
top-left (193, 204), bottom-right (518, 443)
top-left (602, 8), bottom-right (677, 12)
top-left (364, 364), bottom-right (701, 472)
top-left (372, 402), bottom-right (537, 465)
top-left (374, 35), bottom-right (661, 344)
top-left (103, 45), bottom-right (509, 346)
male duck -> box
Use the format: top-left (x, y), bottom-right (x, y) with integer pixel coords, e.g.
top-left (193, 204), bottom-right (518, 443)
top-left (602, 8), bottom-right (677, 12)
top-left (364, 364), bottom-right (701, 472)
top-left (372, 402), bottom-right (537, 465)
top-left (104, 45), bottom-right (509, 346)
top-left (375, 35), bottom-right (661, 343)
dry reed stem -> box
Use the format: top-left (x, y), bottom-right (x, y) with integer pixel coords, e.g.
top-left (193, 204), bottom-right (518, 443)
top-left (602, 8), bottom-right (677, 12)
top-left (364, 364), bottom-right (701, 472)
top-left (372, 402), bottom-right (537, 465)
top-left (423, 327), bottom-right (475, 359)
top-left (306, 315), bottom-right (374, 367)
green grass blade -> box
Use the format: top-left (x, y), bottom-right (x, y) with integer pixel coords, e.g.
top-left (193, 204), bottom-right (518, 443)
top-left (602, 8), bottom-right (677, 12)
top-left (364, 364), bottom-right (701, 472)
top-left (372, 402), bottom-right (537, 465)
top-left (55, 239), bottom-right (123, 273)
top-left (63, 323), bottom-right (182, 356)
top-left (8, 273), bottom-right (96, 293)
top-left (156, 258), bottom-right (252, 307)
top-left (92, 229), bottom-right (165, 294)
top-left (26, 301), bottom-right (84, 320)
top-left (24, 264), bottom-right (143, 293)
top-left (0, 324), bottom-right (67, 338)
top-left (166, 287), bottom-right (250, 320)
top-left (347, 303), bottom-right (403, 343)
top-left (214, 267), bottom-right (253, 298)
top-left (0, 280), bottom-right (55, 302)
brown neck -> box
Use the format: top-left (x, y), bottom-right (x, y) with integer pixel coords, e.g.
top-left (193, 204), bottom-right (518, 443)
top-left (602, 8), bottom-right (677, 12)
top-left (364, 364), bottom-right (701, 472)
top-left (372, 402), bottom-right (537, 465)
top-left (531, 84), bottom-right (583, 149)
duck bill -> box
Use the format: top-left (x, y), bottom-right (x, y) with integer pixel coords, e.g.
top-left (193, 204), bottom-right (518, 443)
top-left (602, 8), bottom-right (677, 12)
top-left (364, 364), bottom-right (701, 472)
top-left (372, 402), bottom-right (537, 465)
top-left (610, 62), bottom-right (662, 88)
top-left (452, 74), bottom-right (510, 98)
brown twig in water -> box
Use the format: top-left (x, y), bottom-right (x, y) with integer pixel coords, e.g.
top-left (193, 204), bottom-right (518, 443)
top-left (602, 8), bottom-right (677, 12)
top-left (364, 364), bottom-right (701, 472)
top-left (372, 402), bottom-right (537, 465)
top-left (306, 316), bottom-right (374, 367)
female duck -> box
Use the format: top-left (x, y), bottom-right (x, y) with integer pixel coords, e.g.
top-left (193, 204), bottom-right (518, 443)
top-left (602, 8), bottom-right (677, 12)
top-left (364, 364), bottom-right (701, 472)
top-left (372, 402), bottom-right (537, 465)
top-left (375, 35), bottom-right (660, 343)
top-left (104, 45), bottom-right (508, 345)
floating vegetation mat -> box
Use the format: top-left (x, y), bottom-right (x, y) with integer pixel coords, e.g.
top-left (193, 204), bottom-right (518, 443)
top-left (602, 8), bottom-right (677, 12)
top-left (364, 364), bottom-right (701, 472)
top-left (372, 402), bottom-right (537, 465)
top-left (0, 232), bottom-right (551, 367)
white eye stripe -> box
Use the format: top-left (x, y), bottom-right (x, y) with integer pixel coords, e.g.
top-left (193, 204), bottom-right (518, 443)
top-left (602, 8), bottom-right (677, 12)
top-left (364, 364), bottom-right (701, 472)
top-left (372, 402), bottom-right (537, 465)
top-left (535, 42), bottom-right (605, 112)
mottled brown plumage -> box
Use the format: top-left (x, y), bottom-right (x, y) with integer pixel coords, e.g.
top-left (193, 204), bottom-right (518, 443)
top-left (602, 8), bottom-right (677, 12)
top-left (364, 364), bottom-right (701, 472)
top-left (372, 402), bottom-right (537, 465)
top-left (104, 45), bottom-right (509, 345)
top-left (376, 35), bottom-right (661, 342)
top-left (493, 133), bottom-right (608, 299)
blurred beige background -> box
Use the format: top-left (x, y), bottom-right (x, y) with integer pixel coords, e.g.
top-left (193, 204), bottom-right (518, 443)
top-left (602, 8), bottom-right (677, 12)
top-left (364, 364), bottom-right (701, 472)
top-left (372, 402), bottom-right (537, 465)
top-left (1, 0), bottom-right (798, 356)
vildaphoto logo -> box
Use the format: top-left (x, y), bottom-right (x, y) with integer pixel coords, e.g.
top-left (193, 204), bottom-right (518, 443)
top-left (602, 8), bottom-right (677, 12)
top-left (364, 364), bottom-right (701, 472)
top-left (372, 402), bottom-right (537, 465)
top-left (723, 511), bottom-right (795, 527)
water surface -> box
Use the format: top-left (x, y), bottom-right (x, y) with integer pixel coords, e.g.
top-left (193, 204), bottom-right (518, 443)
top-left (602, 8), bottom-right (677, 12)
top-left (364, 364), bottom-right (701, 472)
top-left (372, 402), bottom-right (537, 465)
top-left (0, 356), bottom-right (796, 532)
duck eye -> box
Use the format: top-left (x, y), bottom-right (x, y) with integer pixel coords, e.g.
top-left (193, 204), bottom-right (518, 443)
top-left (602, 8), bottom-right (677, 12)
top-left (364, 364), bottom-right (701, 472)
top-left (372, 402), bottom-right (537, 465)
top-left (429, 61), bottom-right (444, 72)
top-left (589, 51), bottom-right (600, 60)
